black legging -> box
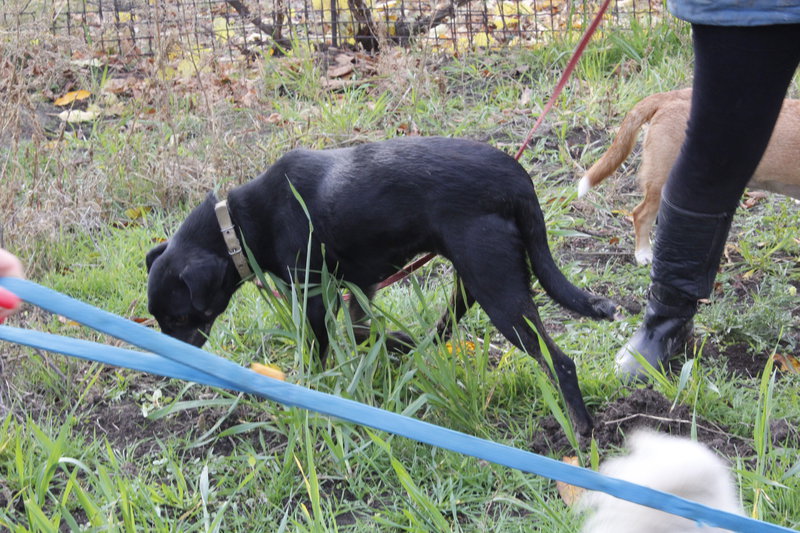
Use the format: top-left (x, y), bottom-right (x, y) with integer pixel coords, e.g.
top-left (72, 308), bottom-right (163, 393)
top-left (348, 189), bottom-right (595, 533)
top-left (663, 23), bottom-right (800, 214)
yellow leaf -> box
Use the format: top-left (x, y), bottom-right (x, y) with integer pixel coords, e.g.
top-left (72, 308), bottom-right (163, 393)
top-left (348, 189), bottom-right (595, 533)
top-left (445, 341), bottom-right (476, 356)
top-left (125, 206), bottom-right (153, 220)
top-left (555, 456), bottom-right (585, 506)
top-left (57, 315), bottom-right (80, 327)
top-left (458, 33), bottom-right (497, 51)
top-left (117, 11), bottom-right (132, 22)
top-left (176, 59), bottom-right (195, 78)
top-left (54, 90), bottom-right (91, 106)
top-left (773, 353), bottom-right (800, 374)
top-left (251, 362), bottom-right (286, 381)
top-left (158, 66), bottom-right (176, 81)
top-left (492, 1), bottom-right (529, 17)
top-left (213, 17), bottom-right (232, 42)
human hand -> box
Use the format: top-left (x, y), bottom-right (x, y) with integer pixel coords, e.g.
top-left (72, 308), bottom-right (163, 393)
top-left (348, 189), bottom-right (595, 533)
top-left (0, 248), bottom-right (24, 324)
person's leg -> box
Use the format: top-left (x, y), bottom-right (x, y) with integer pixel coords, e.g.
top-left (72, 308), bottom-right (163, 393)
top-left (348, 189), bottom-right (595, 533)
top-left (617, 23), bottom-right (800, 380)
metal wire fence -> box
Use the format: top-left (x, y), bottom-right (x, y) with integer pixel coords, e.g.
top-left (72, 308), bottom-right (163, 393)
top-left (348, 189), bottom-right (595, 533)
top-left (1, 0), bottom-right (665, 59)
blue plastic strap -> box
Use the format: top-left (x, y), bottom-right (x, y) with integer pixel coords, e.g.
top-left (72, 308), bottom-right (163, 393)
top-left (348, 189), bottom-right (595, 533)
top-left (0, 278), bottom-right (793, 533)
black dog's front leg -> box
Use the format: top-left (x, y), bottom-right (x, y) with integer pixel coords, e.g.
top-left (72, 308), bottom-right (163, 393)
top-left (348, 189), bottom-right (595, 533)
top-left (306, 295), bottom-right (331, 364)
top-left (347, 285), bottom-right (414, 353)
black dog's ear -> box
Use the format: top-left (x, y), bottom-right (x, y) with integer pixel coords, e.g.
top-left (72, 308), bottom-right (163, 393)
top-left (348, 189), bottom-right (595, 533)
top-left (179, 257), bottom-right (227, 311)
top-left (146, 241), bottom-right (169, 272)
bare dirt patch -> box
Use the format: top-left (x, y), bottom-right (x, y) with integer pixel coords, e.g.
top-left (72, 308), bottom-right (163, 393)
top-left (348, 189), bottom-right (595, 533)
top-left (74, 393), bottom-right (288, 462)
top-left (532, 387), bottom-right (751, 458)
top-left (701, 341), bottom-right (768, 380)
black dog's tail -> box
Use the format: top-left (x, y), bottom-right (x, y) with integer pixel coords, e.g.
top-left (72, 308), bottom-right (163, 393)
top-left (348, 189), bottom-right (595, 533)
top-left (517, 195), bottom-right (618, 320)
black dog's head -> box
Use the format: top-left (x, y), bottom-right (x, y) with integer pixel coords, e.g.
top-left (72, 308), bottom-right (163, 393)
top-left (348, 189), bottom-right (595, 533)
top-left (146, 239), bottom-right (237, 347)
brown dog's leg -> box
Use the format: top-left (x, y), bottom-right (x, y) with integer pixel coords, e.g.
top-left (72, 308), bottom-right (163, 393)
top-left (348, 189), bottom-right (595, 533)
top-left (633, 121), bottom-right (685, 265)
top-left (631, 194), bottom-right (660, 265)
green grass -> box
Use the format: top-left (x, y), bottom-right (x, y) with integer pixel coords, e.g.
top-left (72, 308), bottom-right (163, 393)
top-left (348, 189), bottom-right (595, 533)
top-left (1, 16), bottom-right (799, 532)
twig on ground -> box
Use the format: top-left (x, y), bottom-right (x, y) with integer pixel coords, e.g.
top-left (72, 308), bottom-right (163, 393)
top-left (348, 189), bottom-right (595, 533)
top-left (602, 412), bottom-right (744, 440)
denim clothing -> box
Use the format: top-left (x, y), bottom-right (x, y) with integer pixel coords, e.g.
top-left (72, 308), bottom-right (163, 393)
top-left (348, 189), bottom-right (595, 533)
top-left (668, 0), bottom-right (800, 26)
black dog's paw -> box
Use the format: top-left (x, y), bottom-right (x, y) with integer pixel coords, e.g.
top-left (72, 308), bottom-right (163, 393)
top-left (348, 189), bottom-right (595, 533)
top-left (590, 296), bottom-right (624, 321)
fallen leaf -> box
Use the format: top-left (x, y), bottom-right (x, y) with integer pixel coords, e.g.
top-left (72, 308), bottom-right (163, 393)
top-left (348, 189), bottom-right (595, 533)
top-left (251, 362), bottom-right (286, 381)
top-left (773, 353), bottom-right (800, 374)
top-left (518, 87), bottom-right (532, 107)
top-left (741, 191), bottom-right (768, 209)
top-left (176, 58), bottom-right (197, 78)
top-left (327, 63), bottom-right (354, 78)
top-left (556, 456), bottom-right (585, 506)
top-left (334, 53), bottom-right (354, 65)
top-left (746, 191), bottom-right (768, 199)
top-left (54, 90), bottom-right (91, 106)
top-left (213, 16), bottom-right (233, 42)
top-left (103, 77), bottom-right (136, 95)
top-left (609, 236), bottom-right (620, 245)
top-left (57, 315), bottom-right (80, 327)
top-left (125, 206), bottom-right (153, 220)
top-left (445, 341), bottom-right (476, 356)
top-left (57, 107), bottom-right (100, 123)
top-left (70, 58), bottom-right (104, 68)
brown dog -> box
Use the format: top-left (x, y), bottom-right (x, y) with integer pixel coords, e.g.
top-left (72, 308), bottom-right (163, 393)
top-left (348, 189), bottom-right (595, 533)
top-left (578, 88), bottom-right (800, 265)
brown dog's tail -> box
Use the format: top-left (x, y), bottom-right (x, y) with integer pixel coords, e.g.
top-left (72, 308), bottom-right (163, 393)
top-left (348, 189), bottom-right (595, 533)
top-left (577, 89), bottom-right (691, 198)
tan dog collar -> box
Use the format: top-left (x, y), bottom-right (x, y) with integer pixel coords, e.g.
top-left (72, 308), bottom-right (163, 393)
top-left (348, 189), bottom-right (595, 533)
top-left (214, 199), bottom-right (254, 281)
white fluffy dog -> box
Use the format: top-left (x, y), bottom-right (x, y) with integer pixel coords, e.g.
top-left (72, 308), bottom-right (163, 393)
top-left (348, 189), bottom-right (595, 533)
top-left (581, 430), bottom-right (744, 533)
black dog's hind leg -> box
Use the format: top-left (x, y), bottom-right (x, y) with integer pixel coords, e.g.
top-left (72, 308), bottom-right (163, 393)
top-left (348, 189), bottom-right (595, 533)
top-left (443, 217), bottom-right (594, 435)
top-left (347, 284), bottom-right (414, 353)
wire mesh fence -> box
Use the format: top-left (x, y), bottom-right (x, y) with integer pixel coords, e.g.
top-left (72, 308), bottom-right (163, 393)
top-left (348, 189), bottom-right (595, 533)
top-left (1, 0), bottom-right (665, 60)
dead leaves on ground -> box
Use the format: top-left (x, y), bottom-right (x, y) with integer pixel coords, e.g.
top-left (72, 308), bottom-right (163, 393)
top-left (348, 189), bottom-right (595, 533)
top-left (741, 191), bottom-right (769, 209)
top-left (321, 50), bottom-right (379, 91)
top-left (53, 44), bottom-right (381, 124)
top-left (47, 47), bottom-right (267, 128)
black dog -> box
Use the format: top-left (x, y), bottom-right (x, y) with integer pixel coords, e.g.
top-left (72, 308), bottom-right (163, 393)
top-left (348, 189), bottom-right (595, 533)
top-left (146, 137), bottom-right (618, 434)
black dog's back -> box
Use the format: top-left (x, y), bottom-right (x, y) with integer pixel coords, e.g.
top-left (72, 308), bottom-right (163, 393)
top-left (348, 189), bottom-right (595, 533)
top-left (244, 137), bottom-right (614, 319)
top-left (246, 137), bottom-right (536, 274)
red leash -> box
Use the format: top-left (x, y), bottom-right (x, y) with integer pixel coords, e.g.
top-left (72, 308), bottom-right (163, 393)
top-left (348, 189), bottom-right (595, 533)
top-left (514, 0), bottom-right (613, 160)
top-left (376, 0), bottom-right (613, 292)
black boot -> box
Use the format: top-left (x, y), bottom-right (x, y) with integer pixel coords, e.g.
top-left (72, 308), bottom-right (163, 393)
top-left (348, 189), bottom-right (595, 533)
top-left (616, 197), bottom-right (735, 380)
